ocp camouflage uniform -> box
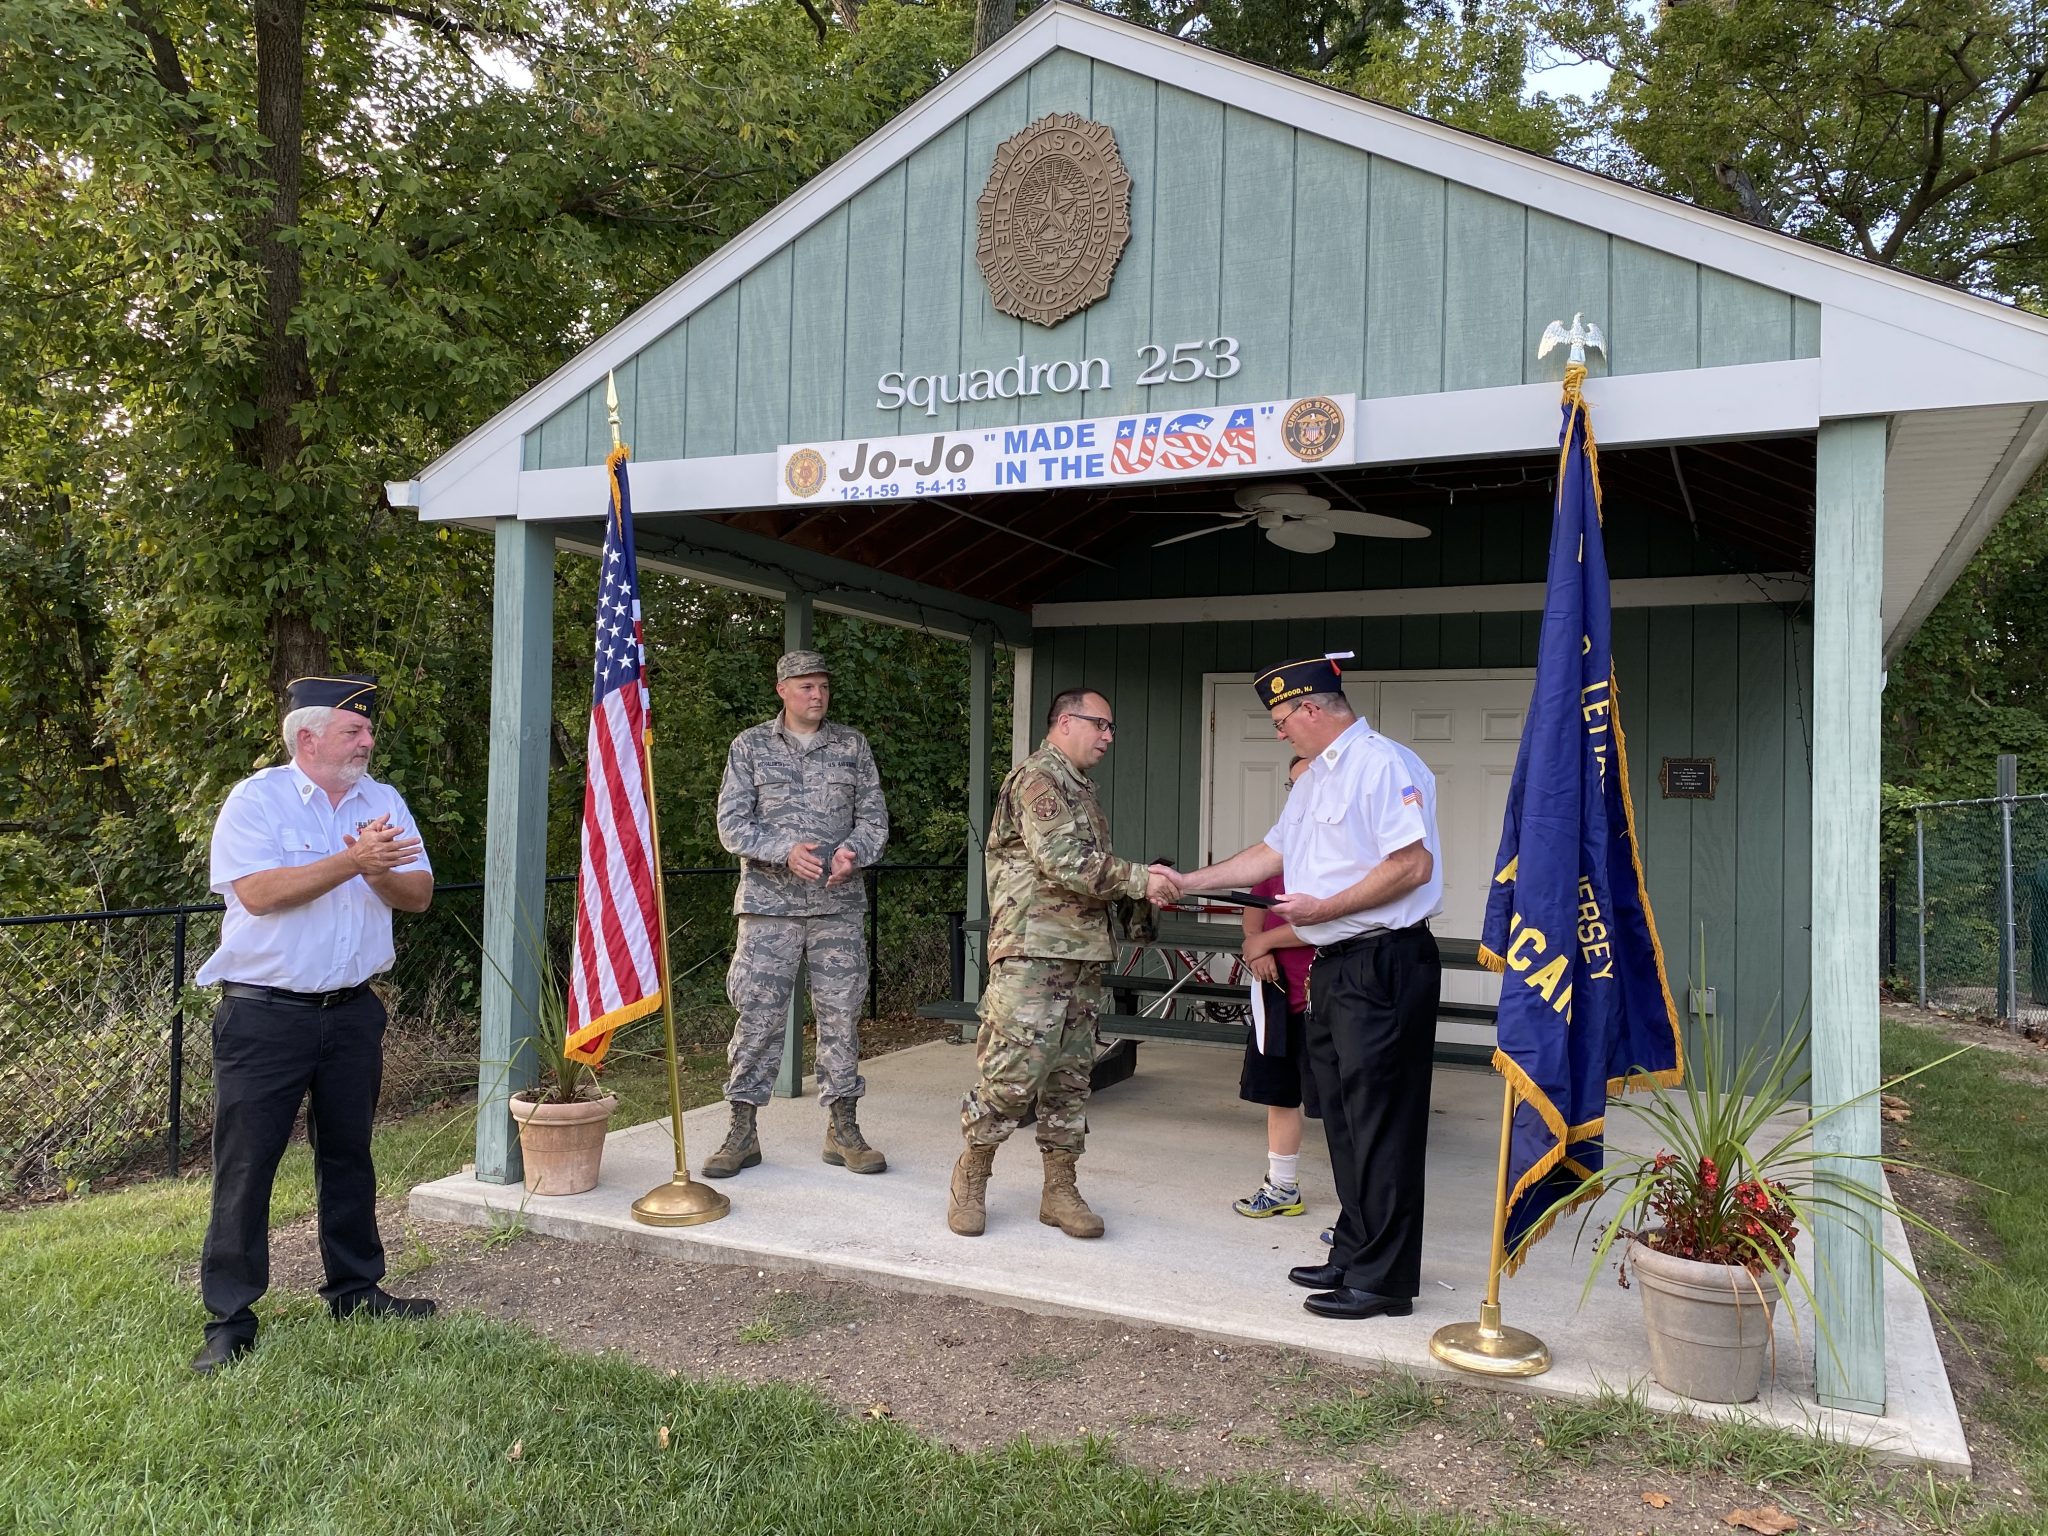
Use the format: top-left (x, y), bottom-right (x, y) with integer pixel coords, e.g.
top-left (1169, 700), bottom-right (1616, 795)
top-left (962, 740), bottom-right (1148, 1152)
top-left (716, 716), bottom-right (888, 1106)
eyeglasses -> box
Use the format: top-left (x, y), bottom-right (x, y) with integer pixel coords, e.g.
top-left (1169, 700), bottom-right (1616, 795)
top-left (1065, 712), bottom-right (1116, 735)
top-left (1271, 700), bottom-right (1314, 734)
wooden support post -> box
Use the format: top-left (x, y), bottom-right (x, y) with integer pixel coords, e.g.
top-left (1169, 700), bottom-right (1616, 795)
top-left (966, 627), bottom-right (996, 1010)
top-left (1810, 416), bottom-right (1887, 1413)
top-left (1011, 645), bottom-right (1034, 767)
top-left (784, 589), bottom-right (814, 653)
top-left (775, 589), bottom-right (815, 1099)
top-left (477, 518), bottom-right (554, 1184)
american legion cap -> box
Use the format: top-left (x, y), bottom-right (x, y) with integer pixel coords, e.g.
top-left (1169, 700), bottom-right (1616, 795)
top-left (284, 673), bottom-right (378, 721)
top-left (1252, 655), bottom-right (1345, 709)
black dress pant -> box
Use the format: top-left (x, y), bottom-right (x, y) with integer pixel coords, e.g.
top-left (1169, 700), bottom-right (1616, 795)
top-left (1304, 926), bottom-right (1441, 1298)
top-left (199, 989), bottom-right (388, 1341)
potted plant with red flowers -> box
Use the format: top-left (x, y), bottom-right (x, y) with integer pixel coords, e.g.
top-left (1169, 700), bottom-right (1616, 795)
top-left (1531, 980), bottom-right (1969, 1404)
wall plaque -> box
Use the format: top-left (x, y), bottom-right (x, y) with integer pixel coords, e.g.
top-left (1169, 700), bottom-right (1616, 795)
top-left (976, 113), bottom-right (1131, 328)
top-left (1660, 757), bottom-right (1718, 800)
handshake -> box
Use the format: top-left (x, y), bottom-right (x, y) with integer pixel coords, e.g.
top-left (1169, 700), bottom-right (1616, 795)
top-left (1144, 861), bottom-right (1185, 906)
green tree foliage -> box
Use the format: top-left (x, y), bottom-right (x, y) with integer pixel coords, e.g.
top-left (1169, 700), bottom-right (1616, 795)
top-left (1537, 0), bottom-right (2048, 299)
top-left (0, 0), bottom-right (972, 906)
top-left (1885, 477), bottom-right (2048, 800)
top-left (1104, 0), bottom-right (1410, 72)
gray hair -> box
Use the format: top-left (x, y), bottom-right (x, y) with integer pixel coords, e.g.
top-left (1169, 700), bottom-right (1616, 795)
top-left (282, 705), bottom-right (335, 752)
top-left (1302, 690), bottom-right (1354, 716)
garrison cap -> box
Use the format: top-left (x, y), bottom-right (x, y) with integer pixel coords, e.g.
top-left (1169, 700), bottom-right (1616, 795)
top-left (776, 649), bottom-right (830, 682)
top-left (285, 673), bottom-right (378, 721)
top-left (1253, 655), bottom-right (1344, 709)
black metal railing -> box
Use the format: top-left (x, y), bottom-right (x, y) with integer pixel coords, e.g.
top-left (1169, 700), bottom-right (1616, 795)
top-left (0, 864), bottom-right (962, 1198)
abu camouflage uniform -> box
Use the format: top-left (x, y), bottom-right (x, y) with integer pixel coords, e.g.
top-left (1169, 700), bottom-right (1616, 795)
top-left (962, 740), bottom-right (1149, 1154)
top-left (715, 716), bottom-right (888, 1106)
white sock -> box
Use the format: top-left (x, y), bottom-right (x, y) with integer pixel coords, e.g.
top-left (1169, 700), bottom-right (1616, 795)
top-left (1268, 1154), bottom-right (1299, 1191)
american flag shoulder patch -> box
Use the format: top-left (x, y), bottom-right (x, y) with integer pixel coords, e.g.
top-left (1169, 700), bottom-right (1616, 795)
top-left (1401, 784), bottom-right (1423, 808)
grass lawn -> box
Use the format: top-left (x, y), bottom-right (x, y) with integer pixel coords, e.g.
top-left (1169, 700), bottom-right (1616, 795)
top-left (2, 1043), bottom-right (1554, 1536)
top-left (0, 1021), bottom-right (2040, 1533)
top-left (1880, 1018), bottom-right (2048, 1510)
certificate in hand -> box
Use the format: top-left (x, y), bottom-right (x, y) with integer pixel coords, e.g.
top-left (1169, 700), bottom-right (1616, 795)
top-left (1224, 890), bottom-right (1275, 909)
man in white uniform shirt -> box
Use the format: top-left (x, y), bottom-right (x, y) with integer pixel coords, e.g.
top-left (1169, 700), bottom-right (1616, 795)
top-left (189, 673), bottom-right (437, 1374)
top-left (1172, 656), bottom-right (1443, 1320)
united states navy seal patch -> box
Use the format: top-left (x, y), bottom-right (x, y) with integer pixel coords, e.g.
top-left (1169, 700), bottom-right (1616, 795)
top-left (1281, 396), bottom-right (1345, 462)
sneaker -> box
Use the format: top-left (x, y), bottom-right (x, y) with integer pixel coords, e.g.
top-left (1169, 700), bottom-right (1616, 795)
top-left (1232, 1181), bottom-right (1305, 1219)
top-left (1319, 1227), bottom-right (1335, 1245)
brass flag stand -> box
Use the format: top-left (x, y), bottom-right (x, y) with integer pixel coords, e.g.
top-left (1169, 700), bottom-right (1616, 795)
top-left (594, 375), bottom-right (727, 1229)
top-left (1429, 1079), bottom-right (1550, 1376)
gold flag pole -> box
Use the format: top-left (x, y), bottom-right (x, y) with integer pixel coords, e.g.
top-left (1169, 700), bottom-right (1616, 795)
top-left (1429, 1078), bottom-right (1549, 1375)
top-left (596, 374), bottom-right (727, 1229)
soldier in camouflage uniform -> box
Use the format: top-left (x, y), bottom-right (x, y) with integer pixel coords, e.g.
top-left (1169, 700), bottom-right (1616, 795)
top-left (948, 688), bottom-right (1179, 1239)
top-left (704, 650), bottom-right (890, 1178)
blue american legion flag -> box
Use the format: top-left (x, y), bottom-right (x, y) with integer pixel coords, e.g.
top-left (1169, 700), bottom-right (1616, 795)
top-left (1479, 368), bottom-right (1682, 1269)
top-left (564, 447), bottom-right (664, 1064)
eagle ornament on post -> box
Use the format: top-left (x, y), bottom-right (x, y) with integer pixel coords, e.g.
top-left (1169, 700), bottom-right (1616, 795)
top-left (1538, 313), bottom-right (1607, 368)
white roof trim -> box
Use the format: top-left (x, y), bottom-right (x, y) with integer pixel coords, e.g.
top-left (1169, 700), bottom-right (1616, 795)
top-left (1035, 574), bottom-right (1811, 629)
top-left (1884, 403), bottom-right (2048, 659)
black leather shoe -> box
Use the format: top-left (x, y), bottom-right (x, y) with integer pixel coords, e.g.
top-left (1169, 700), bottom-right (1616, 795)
top-left (1288, 1262), bottom-right (1345, 1290)
top-left (1303, 1287), bottom-right (1414, 1320)
top-left (331, 1287), bottom-right (437, 1321)
top-left (190, 1333), bottom-right (253, 1375)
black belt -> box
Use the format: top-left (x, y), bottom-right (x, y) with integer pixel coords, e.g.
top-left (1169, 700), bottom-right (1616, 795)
top-left (219, 980), bottom-right (370, 1009)
top-left (1314, 922), bottom-right (1430, 960)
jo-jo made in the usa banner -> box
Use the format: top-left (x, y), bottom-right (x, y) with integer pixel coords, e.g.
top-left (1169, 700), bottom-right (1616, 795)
top-left (776, 393), bottom-right (1358, 504)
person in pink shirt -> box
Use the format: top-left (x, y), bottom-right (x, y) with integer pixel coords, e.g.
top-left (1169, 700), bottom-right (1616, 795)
top-left (1233, 754), bottom-right (1321, 1220)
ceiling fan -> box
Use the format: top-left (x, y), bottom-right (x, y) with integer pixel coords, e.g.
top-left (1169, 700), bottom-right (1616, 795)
top-left (1139, 484), bottom-right (1431, 554)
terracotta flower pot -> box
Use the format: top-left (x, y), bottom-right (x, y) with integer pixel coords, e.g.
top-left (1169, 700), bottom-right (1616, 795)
top-left (1631, 1235), bottom-right (1782, 1404)
top-left (507, 1093), bottom-right (617, 1196)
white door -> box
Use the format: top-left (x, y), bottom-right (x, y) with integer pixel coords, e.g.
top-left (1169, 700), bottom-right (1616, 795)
top-left (1376, 679), bottom-right (1529, 1044)
top-left (1206, 695), bottom-right (1298, 868)
top-left (1203, 673), bottom-right (1531, 1045)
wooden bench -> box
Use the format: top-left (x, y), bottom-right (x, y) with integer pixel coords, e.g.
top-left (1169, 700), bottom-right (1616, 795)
top-left (927, 917), bottom-right (1500, 1070)
top-left (915, 997), bottom-right (1499, 1058)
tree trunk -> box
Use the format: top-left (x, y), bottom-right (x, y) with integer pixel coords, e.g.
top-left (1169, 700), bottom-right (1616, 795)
top-left (253, 0), bottom-right (307, 481)
top-left (251, 0), bottom-right (327, 701)
top-left (972, 0), bottom-right (1017, 55)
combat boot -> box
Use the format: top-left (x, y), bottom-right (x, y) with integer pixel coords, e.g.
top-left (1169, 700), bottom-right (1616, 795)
top-left (947, 1142), bottom-right (998, 1236)
top-left (701, 1102), bottom-right (760, 1179)
top-left (822, 1099), bottom-right (887, 1174)
top-left (1038, 1148), bottom-right (1105, 1239)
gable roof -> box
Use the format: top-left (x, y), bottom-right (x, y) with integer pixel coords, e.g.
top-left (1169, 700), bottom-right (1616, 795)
top-left (399, 2), bottom-right (2048, 656)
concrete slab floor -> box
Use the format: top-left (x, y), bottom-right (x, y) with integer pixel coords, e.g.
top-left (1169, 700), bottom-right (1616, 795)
top-left (411, 1037), bottom-right (1969, 1475)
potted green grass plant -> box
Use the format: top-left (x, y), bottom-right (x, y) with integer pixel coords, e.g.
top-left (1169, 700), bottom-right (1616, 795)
top-left (473, 913), bottom-right (618, 1196)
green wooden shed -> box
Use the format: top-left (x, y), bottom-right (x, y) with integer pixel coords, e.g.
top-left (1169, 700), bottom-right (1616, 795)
top-left (395, 3), bottom-right (2048, 1416)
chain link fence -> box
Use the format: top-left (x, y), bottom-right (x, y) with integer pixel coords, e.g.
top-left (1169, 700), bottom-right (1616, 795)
top-left (1895, 792), bottom-right (2048, 1033)
top-left (0, 866), bottom-right (961, 1199)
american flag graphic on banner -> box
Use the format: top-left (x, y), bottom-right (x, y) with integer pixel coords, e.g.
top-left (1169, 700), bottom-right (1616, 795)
top-left (564, 447), bottom-right (664, 1063)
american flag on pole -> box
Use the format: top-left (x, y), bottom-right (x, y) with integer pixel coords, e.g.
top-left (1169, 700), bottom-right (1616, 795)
top-left (564, 446), bottom-right (664, 1063)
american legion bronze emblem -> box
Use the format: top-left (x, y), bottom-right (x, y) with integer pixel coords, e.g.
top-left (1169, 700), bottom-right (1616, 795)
top-left (975, 113), bottom-right (1132, 328)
